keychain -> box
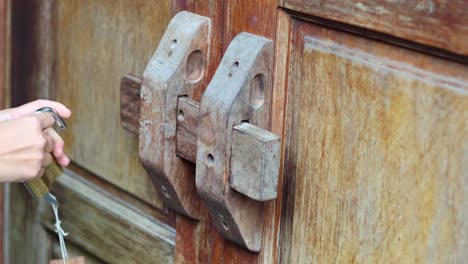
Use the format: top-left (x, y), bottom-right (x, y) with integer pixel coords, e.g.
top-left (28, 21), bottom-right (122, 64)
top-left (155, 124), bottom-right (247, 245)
top-left (23, 107), bottom-right (85, 264)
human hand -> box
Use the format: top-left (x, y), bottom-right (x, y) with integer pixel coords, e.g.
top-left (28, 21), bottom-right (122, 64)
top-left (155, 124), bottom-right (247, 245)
top-left (0, 113), bottom-right (60, 182)
top-left (0, 99), bottom-right (71, 122)
top-left (0, 100), bottom-right (72, 168)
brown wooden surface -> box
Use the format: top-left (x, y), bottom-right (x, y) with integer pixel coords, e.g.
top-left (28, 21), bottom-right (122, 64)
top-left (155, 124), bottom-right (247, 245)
top-left (120, 74), bottom-right (141, 135)
top-left (8, 1), bottom-right (177, 264)
top-left (41, 171), bottom-right (175, 264)
top-left (280, 0), bottom-right (468, 57)
top-left (176, 97), bottom-right (200, 163)
top-left (196, 32), bottom-right (274, 252)
top-left (56, 0), bottom-right (172, 207)
top-left (50, 257), bottom-right (86, 264)
top-left (280, 20), bottom-right (468, 263)
top-left (174, 0), bottom-right (285, 262)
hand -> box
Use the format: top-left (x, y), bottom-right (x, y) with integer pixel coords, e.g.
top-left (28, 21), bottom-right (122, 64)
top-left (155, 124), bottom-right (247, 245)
top-left (0, 113), bottom-right (58, 182)
top-left (0, 100), bottom-right (71, 167)
top-left (0, 99), bottom-right (71, 122)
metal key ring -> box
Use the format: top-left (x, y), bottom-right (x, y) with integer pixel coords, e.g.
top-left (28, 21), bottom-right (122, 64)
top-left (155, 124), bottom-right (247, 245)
top-left (34, 107), bottom-right (67, 130)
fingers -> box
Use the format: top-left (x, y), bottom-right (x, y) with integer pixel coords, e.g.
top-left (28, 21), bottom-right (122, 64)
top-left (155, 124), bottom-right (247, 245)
top-left (35, 168), bottom-right (45, 179)
top-left (35, 112), bottom-right (56, 130)
top-left (44, 128), bottom-right (70, 166)
top-left (41, 153), bottom-right (53, 167)
top-left (44, 134), bottom-right (55, 153)
top-left (11, 99), bottom-right (72, 120)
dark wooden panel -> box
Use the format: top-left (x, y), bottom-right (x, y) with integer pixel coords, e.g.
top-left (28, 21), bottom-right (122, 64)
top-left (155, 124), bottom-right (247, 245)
top-left (281, 20), bottom-right (468, 263)
top-left (280, 0), bottom-right (468, 57)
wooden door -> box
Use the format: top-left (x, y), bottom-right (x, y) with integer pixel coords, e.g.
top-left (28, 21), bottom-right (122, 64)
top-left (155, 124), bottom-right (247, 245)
top-left (5, 0), bottom-right (467, 263)
top-left (173, 1), bottom-right (468, 263)
top-left (7, 1), bottom-right (176, 263)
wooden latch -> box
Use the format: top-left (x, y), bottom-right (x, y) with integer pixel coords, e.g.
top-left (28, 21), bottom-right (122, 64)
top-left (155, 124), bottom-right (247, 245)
top-left (121, 11), bottom-right (211, 219)
top-left (196, 33), bottom-right (279, 252)
top-left (120, 18), bottom-right (280, 251)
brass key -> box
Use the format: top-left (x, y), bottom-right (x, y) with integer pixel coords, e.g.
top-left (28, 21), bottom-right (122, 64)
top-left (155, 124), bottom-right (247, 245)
top-left (24, 107), bottom-right (67, 206)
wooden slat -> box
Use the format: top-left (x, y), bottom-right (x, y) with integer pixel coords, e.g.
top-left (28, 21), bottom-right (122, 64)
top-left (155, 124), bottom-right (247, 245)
top-left (120, 74), bottom-right (141, 135)
top-left (41, 171), bottom-right (176, 264)
top-left (281, 20), bottom-right (468, 263)
top-left (176, 97), bottom-right (199, 163)
top-left (280, 0), bottom-right (468, 57)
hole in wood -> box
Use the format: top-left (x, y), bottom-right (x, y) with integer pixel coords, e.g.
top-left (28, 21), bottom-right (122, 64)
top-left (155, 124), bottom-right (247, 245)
top-left (241, 119), bottom-right (250, 124)
top-left (221, 220), bottom-right (230, 231)
top-left (170, 39), bottom-right (177, 49)
top-left (177, 110), bottom-right (184, 121)
top-left (186, 50), bottom-right (205, 83)
top-left (161, 185), bottom-right (171, 199)
top-left (207, 153), bottom-right (214, 166)
top-left (250, 74), bottom-right (265, 109)
top-left (228, 61), bottom-right (239, 78)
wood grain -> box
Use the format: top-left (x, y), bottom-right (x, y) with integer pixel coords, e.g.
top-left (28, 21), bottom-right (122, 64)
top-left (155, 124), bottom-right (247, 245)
top-left (175, 0), bottom-right (282, 262)
top-left (231, 123), bottom-right (280, 201)
top-left (50, 257), bottom-right (86, 264)
top-left (281, 20), bottom-right (468, 263)
top-left (138, 11), bottom-right (210, 219)
top-left (173, 1), bottom-right (229, 263)
top-left (41, 171), bottom-right (175, 264)
top-left (120, 74), bottom-right (141, 135)
top-left (280, 0), bottom-right (468, 57)
top-left (196, 32), bottom-right (274, 252)
top-left (176, 97), bottom-right (200, 163)
top-left (56, 0), bottom-right (172, 207)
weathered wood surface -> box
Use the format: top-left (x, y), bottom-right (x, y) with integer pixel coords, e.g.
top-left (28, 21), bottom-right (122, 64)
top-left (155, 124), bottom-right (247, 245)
top-left (56, 0), bottom-right (172, 207)
top-left (174, 0), bottom-right (282, 262)
top-left (139, 11), bottom-right (210, 219)
top-left (281, 20), bottom-right (468, 263)
top-left (50, 257), bottom-right (86, 264)
top-left (41, 171), bottom-right (175, 264)
top-left (280, 0), bottom-right (468, 57)
top-left (231, 122), bottom-right (280, 201)
top-left (176, 96), bottom-right (200, 163)
top-left (120, 74), bottom-right (141, 135)
top-left (197, 33), bottom-right (274, 252)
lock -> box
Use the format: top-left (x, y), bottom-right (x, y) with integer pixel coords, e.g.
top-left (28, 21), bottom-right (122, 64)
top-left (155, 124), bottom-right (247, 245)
top-left (120, 31), bottom-right (280, 252)
top-left (24, 107), bottom-right (67, 206)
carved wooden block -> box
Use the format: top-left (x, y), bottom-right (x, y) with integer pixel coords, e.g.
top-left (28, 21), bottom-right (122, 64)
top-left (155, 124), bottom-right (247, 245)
top-left (176, 97), bottom-right (200, 163)
top-left (196, 32), bottom-right (276, 252)
top-left (231, 122), bottom-right (280, 201)
top-left (138, 11), bottom-right (210, 219)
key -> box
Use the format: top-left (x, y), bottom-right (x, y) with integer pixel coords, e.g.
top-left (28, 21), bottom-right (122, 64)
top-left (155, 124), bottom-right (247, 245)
top-left (23, 107), bottom-right (67, 207)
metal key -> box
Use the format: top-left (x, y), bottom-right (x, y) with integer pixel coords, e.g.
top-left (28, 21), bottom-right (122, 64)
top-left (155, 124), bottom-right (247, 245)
top-left (24, 107), bottom-right (67, 207)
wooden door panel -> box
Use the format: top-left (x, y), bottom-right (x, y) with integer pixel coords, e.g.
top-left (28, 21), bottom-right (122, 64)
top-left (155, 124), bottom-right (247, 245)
top-left (279, 0), bottom-right (468, 57)
top-left (56, 0), bottom-right (171, 206)
top-left (281, 20), bottom-right (468, 263)
top-left (40, 172), bottom-right (175, 264)
top-left (8, 1), bottom-right (177, 263)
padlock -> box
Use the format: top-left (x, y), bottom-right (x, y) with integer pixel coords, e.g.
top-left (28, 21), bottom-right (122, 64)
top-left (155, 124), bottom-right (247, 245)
top-left (24, 107), bottom-right (67, 206)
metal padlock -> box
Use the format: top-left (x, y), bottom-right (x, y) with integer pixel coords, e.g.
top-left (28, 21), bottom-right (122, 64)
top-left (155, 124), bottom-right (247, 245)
top-left (24, 107), bottom-right (67, 206)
